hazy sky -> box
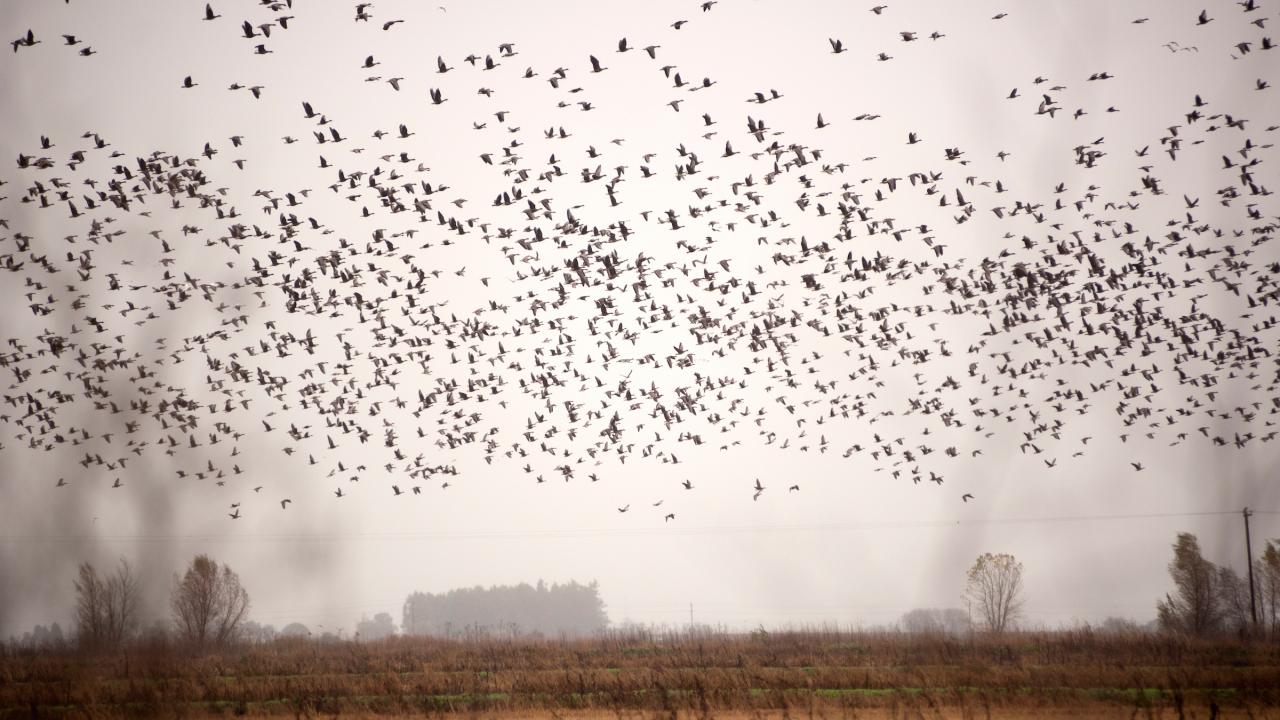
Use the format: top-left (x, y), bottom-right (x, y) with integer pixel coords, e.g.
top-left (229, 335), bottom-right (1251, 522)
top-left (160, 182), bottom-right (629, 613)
top-left (1, 0), bottom-right (1278, 638)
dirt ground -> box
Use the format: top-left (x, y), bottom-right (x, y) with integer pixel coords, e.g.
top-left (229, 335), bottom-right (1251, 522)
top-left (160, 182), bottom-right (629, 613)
top-left (214, 707), bottom-right (1275, 720)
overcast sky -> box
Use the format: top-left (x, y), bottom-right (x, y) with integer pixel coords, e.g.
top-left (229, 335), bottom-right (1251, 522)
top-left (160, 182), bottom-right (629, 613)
top-left (1, 0), bottom-right (1278, 637)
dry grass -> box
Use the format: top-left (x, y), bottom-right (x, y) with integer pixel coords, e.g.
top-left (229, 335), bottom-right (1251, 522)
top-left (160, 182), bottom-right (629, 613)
top-left (1, 628), bottom-right (1277, 718)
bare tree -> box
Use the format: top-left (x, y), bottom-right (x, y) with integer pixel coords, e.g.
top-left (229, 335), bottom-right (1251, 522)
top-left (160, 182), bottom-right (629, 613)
top-left (108, 558), bottom-right (141, 647)
top-left (74, 563), bottom-right (107, 649)
top-left (1258, 539), bottom-right (1280, 637)
top-left (1216, 565), bottom-right (1252, 635)
top-left (170, 554), bottom-right (250, 648)
top-left (1156, 532), bottom-right (1221, 636)
top-left (964, 553), bottom-right (1023, 633)
top-left (73, 558), bottom-right (141, 650)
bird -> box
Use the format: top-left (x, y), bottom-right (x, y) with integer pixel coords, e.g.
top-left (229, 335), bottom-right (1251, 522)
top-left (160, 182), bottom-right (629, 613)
top-left (203, 3), bottom-right (220, 21)
top-left (12, 30), bottom-right (39, 52)
top-left (961, 493), bottom-right (975, 503)
top-left (280, 499), bottom-right (292, 509)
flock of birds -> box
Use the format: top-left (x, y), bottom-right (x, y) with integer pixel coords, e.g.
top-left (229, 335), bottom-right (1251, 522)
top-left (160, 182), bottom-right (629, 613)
top-left (2, 1), bottom-right (1279, 525)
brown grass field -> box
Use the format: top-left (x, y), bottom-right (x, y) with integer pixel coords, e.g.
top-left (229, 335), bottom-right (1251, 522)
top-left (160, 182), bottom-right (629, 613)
top-left (2, 629), bottom-right (1278, 719)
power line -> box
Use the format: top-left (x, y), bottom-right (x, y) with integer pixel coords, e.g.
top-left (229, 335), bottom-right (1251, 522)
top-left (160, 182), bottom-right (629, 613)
top-left (0, 509), bottom-right (1273, 544)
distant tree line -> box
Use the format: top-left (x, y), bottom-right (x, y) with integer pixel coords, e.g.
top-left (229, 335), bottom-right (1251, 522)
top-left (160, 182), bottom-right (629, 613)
top-left (356, 613), bottom-right (397, 641)
top-left (19, 536), bottom-right (1280, 651)
top-left (234, 621), bottom-right (340, 644)
top-left (1157, 532), bottom-right (1280, 637)
top-left (6, 623), bottom-right (67, 650)
top-left (899, 607), bottom-right (971, 635)
top-left (402, 580), bottom-right (609, 638)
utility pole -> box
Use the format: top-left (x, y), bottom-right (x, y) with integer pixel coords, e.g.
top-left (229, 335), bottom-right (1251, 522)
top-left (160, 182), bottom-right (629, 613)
top-left (1245, 507), bottom-right (1259, 632)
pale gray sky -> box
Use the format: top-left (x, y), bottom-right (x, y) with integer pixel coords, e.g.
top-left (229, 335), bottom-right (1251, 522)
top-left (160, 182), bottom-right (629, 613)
top-left (1, 0), bottom-right (1278, 637)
